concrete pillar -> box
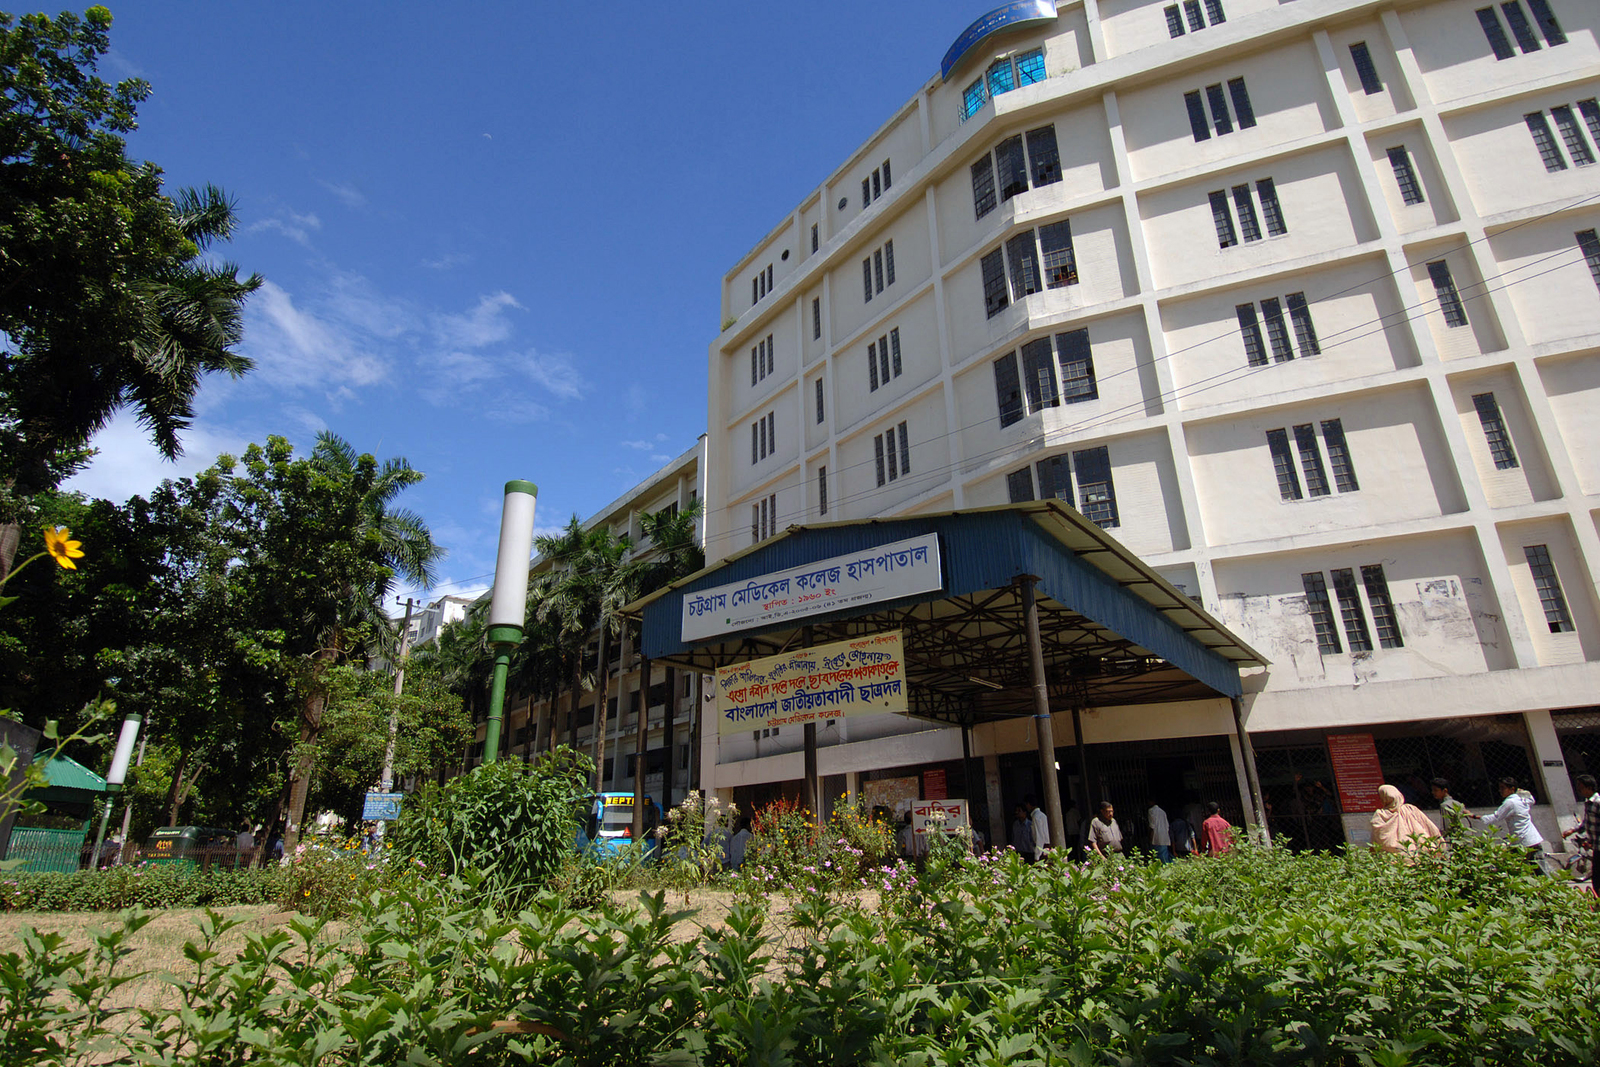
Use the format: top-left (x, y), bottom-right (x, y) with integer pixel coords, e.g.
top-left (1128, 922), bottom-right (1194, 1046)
top-left (1524, 709), bottom-right (1577, 818)
top-left (984, 753), bottom-right (1005, 849)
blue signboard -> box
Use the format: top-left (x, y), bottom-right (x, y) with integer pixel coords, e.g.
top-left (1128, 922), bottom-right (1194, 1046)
top-left (941, 0), bottom-right (1058, 81)
top-left (362, 792), bottom-right (404, 821)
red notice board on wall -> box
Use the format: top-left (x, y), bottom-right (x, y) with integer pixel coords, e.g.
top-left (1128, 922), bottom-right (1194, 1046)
top-left (1327, 733), bottom-right (1385, 814)
top-left (923, 768), bottom-right (948, 800)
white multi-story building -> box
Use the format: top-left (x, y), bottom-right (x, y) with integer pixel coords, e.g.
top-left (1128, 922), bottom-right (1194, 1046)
top-left (705, 0), bottom-right (1600, 848)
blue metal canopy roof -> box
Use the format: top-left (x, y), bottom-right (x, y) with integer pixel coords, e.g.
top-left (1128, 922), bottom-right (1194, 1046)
top-left (625, 501), bottom-right (1266, 722)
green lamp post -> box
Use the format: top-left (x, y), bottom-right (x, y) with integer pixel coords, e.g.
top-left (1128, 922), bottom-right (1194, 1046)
top-left (483, 480), bottom-right (538, 763)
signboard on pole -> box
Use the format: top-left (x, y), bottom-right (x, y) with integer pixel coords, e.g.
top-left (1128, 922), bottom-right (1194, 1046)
top-left (362, 793), bottom-right (404, 821)
top-left (911, 798), bottom-right (969, 840)
top-left (716, 631), bottom-right (908, 736)
top-left (683, 533), bottom-right (941, 642)
top-left (1326, 733), bottom-right (1385, 814)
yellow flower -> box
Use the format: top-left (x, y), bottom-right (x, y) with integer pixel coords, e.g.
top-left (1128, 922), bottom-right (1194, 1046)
top-left (43, 527), bottom-right (84, 570)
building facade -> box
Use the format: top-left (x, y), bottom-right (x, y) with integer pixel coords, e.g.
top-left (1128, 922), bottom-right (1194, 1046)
top-left (465, 438), bottom-right (709, 811)
top-left (705, 0), bottom-right (1600, 848)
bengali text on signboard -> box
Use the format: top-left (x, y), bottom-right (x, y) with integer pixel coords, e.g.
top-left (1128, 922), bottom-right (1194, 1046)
top-left (683, 533), bottom-right (941, 642)
top-left (716, 631), bottom-right (908, 736)
top-left (1327, 733), bottom-right (1385, 814)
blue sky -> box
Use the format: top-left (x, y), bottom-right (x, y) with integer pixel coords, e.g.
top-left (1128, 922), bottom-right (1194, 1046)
top-left (66, 2), bottom-right (988, 603)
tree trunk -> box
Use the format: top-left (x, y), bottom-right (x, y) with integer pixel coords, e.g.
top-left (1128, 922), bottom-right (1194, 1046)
top-left (283, 652), bottom-right (334, 852)
top-left (567, 652), bottom-right (582, 750)
top-left (633, 654), bottom-right (651, 838)
top-left (592, 621), bottom-right (611, 792)
top-left (662, 665), bottom-right (676, 807)
top-left (0, 522), bottom-right (19, 584)
top-left (164, 749), bottom-right (191, 826)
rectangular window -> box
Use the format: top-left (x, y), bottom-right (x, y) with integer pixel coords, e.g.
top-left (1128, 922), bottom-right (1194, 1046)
top-left (1007, 467), bottom-right (1035, 503)
top-left (862, 177), bottom-right (871, 209)
top-left (1209, 191), bottom-right (1238, 248)
top-left (1039, 219), bottom-right (1078, 287)
top-left (1524, 544), bottom-right (1575, 633)
top-left (1331, 568), bottom-right (1374, 652)
top-left (873, 248), bottom-right (884, 293)
top-left (752, 277), bottom-right (759, 306)
top-left (884, 240), bottom-right (895, 286)
top-left (1206, 83), bottom-right (1234, 136)
top-left (1362, 565), bottom-right (1403, 648)
top-left (1186, 90), bottom-right (1211, 142)
top-left (1387, 146), bottom-right (1426, 205)
top-left (971, 155), bottom-right (997, 219)
top-left (1472, 392), bottom-right (1519, 469)
top-left (1036, 455), bottom-right (1070, 500)
top-left (1350, 42), bottom-right (1382, 94)
top-left (765, 333), bottom-right (773, 377)
top-left (1551, 106), bottom-right (1595, 166)
top-left (1261, 297), bottom-right (1294, 362)
top-left (1267, 428), bottom-right (1303, 500)
top-left (1203, 0), bottom-right (1226, 23)
top-left (758, 415), bottom-right (767, 459)
top-left (1302, 572), bottom-right (1343, 654)
top-left (1526, 0), bottom-right (1565, 45)
top-left (811, 223), bottom-right (819, 253)
top-left (1184, 0), bottom-right (1204, 31)
top-left (1237, 304), bottom-right (1267, 367)
top-left (1321, 419), bottom-right (1360, 492)
top-left (1006, 230), bottom-right (1042, 299)
top-left (982, 249), bottom-right (1010, 318)
top-left (1427, 260), bottom-right (1469, 327)
top-left (1527, 112), bottom-right (1568, 171)
top-left (818, 466), bottom-right (828, 516)
top-left (1073, 445), bottom-right (1118, 528)
top-left (1286, 292), bottom-right (1321, 355)
top-left (882, 159), bottom-right (891, 188)
top-left (878, 333), bottom-right (890, 385)
top-left (1232, 184), bottom-right (1261, 242)
top-left (812, 297), bottom-right (821, 340)
top-left (751, 422), bottom-right (758, 465)
top-left (994, 351), bottom-right (1023, 427)
top-left (884, 425), bottom-right (898, 480)
top-left (1165, 5), bottom-right (1185, 37)
top-left (872, 169), bottom-right (881, 200)
top-left (1021, 337), bottom-right (1059, 413)
top-left (868, 340), bottom-right (880, 391)
top-left (767, 412), bottom-right (775, 456)
top-left (963, 78), bottom-right (987, 121)
top-left (1294, 423), bottom-right (1330, 496)
top-left (1257, 178), bottom-right (1286, 235)
top-left (862, 257), bottom-right (873, 302)
top-left (750, 348), bottom-right (757, 387)
top-left (751, 504), bottom-right (759, 543)
top-left (1027, 125), bottom-right (1061, 186)
top-left (766, 266), bottom-right (772, 292)
top-left (1228, 78), bottom-right (1256, 128)
top-left (1501, 1), bottom-right (1541, 52)
top-left (1477, 8), bottom-right (1516, 60)
top-left (1016, 49), bottom-right (1045, 85)
top-left (898, 422), bottom-right (910, 474)
top-left (1581, 100), bottom-right (1600, 153)
top-left (1057, 328), bottom-right (1097, 403)
top-left (815, 378), bottom-right (824, 424)
top-left (874, 435), bottom-right (886, 486)
top-left (890, 327), bottom-right (902, 377)
top-left (1578, 229), bottom-right (1600, 290)
top-left (996, 134), bottom-right (1028, 201)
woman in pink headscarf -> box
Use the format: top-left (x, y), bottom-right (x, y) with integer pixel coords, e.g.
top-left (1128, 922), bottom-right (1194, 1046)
top-left (1370, 783), bottom-right (1444, 856)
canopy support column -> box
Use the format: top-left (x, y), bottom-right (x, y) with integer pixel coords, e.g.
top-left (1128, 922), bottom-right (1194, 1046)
top-left (1231, 695), bottom-right (1269, 842)
top-left (803, 627), bottom-right (821, 821)
top-left (1020, 577), bottom-right (1066, 851)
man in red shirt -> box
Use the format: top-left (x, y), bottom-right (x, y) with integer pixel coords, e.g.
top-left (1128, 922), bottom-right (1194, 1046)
top-left (1200, 802), bottom-right (1234, 856)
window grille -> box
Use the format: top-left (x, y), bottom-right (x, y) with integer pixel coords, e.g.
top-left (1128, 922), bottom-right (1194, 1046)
top-left (1021, 337), bottom-right (1059, 413)
top-left (1331, 568), bottom-right (1373, 652)
top-left (1209, 191), bottom-right (1237, 247)
top-left (1525, 544), bottom-right (1574, 633)
top-left (815, 378), bottom-right (824, 424)
top-left (1006, 231), bottom-right (1042, 299)
top-left (1302, 572), bottom-right (1343, 653)
top-left (1232, 184), bottom-right (1261, 241)
top-left (1203, 0), bottom-right (1226, 24)
top-left (982, 249), bottom-right (1009, 317)
top-left (1350, 42), bottom-right (1382, 94)
top-left (1165, 4), bottom-right (1185, 37)
top-left (1026, 125), bottom-right (1061, 186)
top-left (1294, 423), bottom-right (1330, 496)
top-left (1526, 112), bottom-right (1568, 171)
top-left (1286, 293), bottom-right (1321, 355)
top-left (1186, 91), bottom-right (1211, 142)
top-left (1039, 220), bottom-right (1078, 287)
top-left (867, 340), bottom-right (879, 391)
top-left (1471, 392), bottom-right (1519, 469)
top-left (1206, 83), bottom-right (1234, 136)
top-left (1321, 419), bottom-right (1359, 492)
top-left (996, 135), bottom-right (1028, 201)
top-left (889, 327), bottom-right (902, 377)
top-left (971, 155), bottom-right (997, 219)
top-left (884, 240), bottom-right (895, 285)
top-left (1387, 147), bottom-right (1426, 204)
top-left (1525, 0), bottom-right (1565, 44)
top-left (1476, 8), bottom-right (1516, 60)
top-left (1036, 455), bottom-right (1070, 500)
top-left (1267, 428), bottom-right (1302, 499)
top-left (1073, 446), bottom-right (1118, 528)
top-left (898, 422), bottom-right (910, 473)
top-left (1426, 260), bottom-right (1469, 327)
top-left (1578, 99), bottom-right (1600, 148)
top-left (818, 466), bottom-right (828, 515)
top-left (1007, 467), bottom-right (1035, 503)
top-left (1362, 565), bottom-right (1403, 648)
top-left (1500, 1), bottom-right (1541, 52)
top-left (1057, 329), bottom-right (1097, 402)
top-left (1551, 106), bottom-right (1594, 166)
top-left (1577, 229), bottom-right (1600, 290)
top-left (1261, 298), bottom-right (1294, 361)
top-left (1238, 304), bottom-right (1268, 367)
top-left (1257, 178), bottom-right (1286, 235)
top-left (1228, 78), bottom-right (1256, 127)
top-left (1184, 0), bottom-right (1204, 32)
top-left (812, 297), bottom-right (821, 339)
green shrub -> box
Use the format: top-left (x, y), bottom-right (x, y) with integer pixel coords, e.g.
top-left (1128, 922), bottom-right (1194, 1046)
top-left (385, 745), bottom-right (591, 905)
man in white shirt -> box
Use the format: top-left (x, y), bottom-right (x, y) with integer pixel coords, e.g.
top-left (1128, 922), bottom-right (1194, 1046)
top-left (1025, 795), bottom-right (1049, 861)
top-left (1468, 775), bottom-right (1546, 870)
top-left (1147, 801), bottom-right (1172, 863)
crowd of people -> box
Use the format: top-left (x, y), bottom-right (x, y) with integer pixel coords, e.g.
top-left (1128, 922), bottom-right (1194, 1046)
top-left (1006, 796), bottom-right (1239, 863)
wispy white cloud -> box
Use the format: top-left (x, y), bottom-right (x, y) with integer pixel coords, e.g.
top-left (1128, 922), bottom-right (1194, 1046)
top-left (245, 280), bottom-right (391, 392)
top-left (421, 252), bottom-right (472, 270)
top-left (246, 209), bottom-right (322, 248)
top-left (60, 410), bottom-right (254, 503)
top-left (620, 439), bottom-right (654, 451)
top-left (515, 350), bottom-right (586, 400)
top-left (317, 179), bottom-right (366, 209)
top-left (431, 291), bottom-right (521, 350)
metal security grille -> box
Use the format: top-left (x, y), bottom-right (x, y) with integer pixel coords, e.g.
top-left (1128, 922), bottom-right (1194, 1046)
top-left (1085, 735), bottom-right (1243, 842)
top-left (1554, 707), bottom-right (1600, 780)
top-left (1369, 718), bottom-right (1537, 807)
top-left (1254, 744), bottom-right (1346, 852)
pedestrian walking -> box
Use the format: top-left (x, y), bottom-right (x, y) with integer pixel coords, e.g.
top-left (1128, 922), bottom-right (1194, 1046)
top-left (1025, 795), bottom-right (1049, 860)
top-left (1431, 778), bottom-right (1469, 840)
top-left (1370, 783), bottom-right (1442, 857)
top-left (1010, 803), bottom-right (1036, 863)
top-left (1560, 773), bottom-right (1598, 897)
top-left (1200, 802), bottom-right (1234, 856)
top-left (1088, 801), bottom-right (1123, 857)
top-left (1147, 800), bottom-right (1172, 863)
top-left (1466, 776), bottom-right (1546, 870)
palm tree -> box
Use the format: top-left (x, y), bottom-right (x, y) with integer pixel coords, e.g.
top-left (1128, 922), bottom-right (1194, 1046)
top-left (533, 517), bottom-right (601, 755)
top-left (279, 432), bottom-right (445, 846)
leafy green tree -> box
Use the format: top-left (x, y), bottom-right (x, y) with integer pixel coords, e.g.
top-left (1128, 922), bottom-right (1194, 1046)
top-left (0, 8), bottom-right (261, 574)
top-left (309, 661), bottom-right (470, 826)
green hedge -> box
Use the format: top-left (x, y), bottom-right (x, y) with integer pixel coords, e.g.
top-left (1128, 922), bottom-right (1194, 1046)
top-left (10, 836), bottom-right (1599, 1065)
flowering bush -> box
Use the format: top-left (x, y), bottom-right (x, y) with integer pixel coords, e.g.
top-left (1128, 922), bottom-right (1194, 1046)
top-left (274, 840), bottom-right (397, 917)
top-left (742, 797), bottom-right (896, 895)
